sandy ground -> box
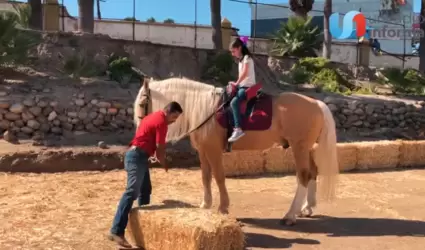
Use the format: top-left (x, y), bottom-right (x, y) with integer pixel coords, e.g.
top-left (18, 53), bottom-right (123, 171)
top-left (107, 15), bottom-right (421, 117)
top-left (1, 168), bottom-right (425, 250)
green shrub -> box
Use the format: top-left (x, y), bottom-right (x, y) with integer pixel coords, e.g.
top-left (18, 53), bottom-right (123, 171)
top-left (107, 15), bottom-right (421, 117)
top-left (288, 57), bottom-right (350, 93)
top-left (106, 55), bottom-right (140, 86)
top-left (0, 11), bottom-right (40, 65)
top-left (380, 67), bottom-right (425, 94)
top-left (63, 53), bottom-right (99, 79)
top-left (290, 66), bottom-right (311, 84)
top-left (202, 51), bottom-right (235, 86)
top-left (295, 57), bottom-right (330, 73)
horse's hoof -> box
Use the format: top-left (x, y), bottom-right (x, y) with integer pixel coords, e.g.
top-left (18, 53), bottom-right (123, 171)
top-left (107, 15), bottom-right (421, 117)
top-left (218, 207), bottom-right (229, 214)
top-left (199, 202), bottom-right (212, 209)
top-left (280, 218), bottom-right (296, 226)
top-left (299, 207), bottom-right (313, 218)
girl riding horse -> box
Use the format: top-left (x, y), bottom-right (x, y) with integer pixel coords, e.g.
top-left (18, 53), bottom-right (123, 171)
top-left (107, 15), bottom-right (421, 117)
top-left (228, 37), bottom-right (256, 142)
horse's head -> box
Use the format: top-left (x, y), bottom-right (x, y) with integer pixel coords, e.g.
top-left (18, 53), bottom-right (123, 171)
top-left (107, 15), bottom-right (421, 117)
top-left (136, 77), bottom-right (152, 121)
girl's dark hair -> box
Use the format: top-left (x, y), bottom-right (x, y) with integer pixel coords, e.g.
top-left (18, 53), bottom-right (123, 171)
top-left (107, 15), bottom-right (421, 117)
top-left (230, 37), bottom-right (252, 60)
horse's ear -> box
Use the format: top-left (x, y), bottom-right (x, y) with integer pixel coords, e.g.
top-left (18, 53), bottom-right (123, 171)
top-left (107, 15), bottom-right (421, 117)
top-left (143, 77), bottom-right (150, 89)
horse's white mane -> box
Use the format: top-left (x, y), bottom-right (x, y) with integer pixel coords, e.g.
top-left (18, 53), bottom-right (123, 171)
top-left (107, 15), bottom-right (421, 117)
top-left (134, 77), bottom-right (223, 144)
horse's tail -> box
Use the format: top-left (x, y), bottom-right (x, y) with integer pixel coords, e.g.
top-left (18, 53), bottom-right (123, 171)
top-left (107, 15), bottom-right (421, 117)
top-left (313, 100), bottom-right (339, 202)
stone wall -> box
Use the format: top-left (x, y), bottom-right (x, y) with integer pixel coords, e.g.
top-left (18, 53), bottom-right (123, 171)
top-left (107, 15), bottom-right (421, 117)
top-left (0, 75), bottom-right (141, 144)
top-left (323, 95), bottom-right (425, 140)
top-left (1, 82), bottom-right (425, 143)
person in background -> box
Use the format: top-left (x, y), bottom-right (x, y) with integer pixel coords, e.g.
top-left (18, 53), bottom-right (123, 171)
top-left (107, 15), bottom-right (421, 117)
top-left (227, 37), bottom-right (256, 142)
top-left (108, 101), bottom-right (183, 248)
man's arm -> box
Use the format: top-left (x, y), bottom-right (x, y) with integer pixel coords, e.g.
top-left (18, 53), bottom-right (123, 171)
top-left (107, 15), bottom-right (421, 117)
top-left (155, 123), bottom-right (168, 170)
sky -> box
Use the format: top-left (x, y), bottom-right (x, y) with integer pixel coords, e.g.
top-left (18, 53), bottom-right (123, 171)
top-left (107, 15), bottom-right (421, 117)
top-left (28, 0), bottom-right (291, 36)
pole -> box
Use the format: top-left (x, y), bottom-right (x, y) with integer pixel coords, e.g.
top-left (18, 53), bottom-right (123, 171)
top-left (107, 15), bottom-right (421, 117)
top-left (194, 0), bottom-right (197, 48)
top-left (132, 0), bottom-right (135, 40)
top-left (402, 20), bottom-right (406, 69)
top-left (253, 0), bottom-right (257, 53)
top-left (61, 0), bottom-right (65, 31)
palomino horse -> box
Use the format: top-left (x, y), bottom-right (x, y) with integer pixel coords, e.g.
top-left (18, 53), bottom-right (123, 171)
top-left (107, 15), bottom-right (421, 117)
top-left (133, 77), bottom-right (338, 226)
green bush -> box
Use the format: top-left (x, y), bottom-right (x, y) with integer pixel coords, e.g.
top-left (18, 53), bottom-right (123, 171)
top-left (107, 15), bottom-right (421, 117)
top-left (380, 67), bottom-right (425, 94)
top-left (106, 55), bottom-right (139, 86)
top-left (202, 51), bottom-right (235, 86)
top-left (0, 11), bottom-right (40, 66)
top-left (295, 57), bottom-right (330, 73)
top-left (287, 57), bottom-right (353, 94)
top-left (63, 53), bottom-right (100, 79)
top-left (290, 66), bottom-right (311, 84)
top-left (311, 68), bottom-right (340, 93)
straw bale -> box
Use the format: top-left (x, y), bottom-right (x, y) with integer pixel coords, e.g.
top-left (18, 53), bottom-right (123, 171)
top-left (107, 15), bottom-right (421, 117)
top-left (263, 146), bottom-right (296, 174)
top-left (127, 207), bottom-right (245, 250)
top-left (336, 143), bottom-right (358, 171)
top-left (222, 150), bottom-right (264, 177)
top-left (399, 140), bottom-right (425, 167)
top-left (356, 140), bottom-right (401, 170)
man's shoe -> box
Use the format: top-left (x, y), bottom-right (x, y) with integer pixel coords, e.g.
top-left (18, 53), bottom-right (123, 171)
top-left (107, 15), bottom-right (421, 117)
top-left (107, 233), bottom-right (132, 248)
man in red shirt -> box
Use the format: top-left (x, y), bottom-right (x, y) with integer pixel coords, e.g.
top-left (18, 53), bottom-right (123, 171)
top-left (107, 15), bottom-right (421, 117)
top-left (108, 101), bottom-right (183, 248)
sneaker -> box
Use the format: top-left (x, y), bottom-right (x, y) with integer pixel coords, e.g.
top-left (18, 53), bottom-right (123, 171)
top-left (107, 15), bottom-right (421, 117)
top-left (228, 129), bottom-right (245, 142)
top-left (107, 233), bottom-right (132, 248)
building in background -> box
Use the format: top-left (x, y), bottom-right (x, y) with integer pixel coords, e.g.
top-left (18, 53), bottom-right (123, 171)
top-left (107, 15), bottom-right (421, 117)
top-left (250, 0), bottom-right (417, 54)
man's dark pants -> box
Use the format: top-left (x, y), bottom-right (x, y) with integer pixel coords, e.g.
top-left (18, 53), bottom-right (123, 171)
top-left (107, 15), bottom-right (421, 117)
top-left (110, 147), bottom-right (152, 236)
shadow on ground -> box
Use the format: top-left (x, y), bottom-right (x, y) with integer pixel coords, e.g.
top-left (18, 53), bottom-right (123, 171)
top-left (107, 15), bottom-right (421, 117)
top-left (133, 199), bottom-right (197, 211)
top-left (239, 215), bottom-right (425, 237)
top-left (244, 233), bottom-right (320, 249)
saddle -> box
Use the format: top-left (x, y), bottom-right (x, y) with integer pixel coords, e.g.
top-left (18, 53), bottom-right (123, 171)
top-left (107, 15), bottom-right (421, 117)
top-left (216, 82), bottom-right (273, 151)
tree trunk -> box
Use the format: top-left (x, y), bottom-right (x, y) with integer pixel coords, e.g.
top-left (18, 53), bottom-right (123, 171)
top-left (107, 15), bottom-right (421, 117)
top-left (419, 0), bottom-right (425, 72)
top-left (96, 0), bottom-right (101, 20)
top-left (78, 0), bottom-right (94, 33)
top-left (322, 0), bottom-right (332, 59)
top-left (28, 0), bottom-right (42, 30)
top-left (210, 0), bottom-right (222, 50)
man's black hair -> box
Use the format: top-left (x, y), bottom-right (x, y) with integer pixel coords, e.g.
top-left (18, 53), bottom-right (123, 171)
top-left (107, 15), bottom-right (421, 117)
top-left (164, 101), bottom-right (183, 114)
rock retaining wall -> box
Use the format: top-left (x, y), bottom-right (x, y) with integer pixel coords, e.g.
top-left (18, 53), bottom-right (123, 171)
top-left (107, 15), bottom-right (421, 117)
top-left (1, 90), bottom-right (425, 141)
top-left (323, 96), bottom-right (425, 139)
top-left (0, 90), bottom-right (136, 141)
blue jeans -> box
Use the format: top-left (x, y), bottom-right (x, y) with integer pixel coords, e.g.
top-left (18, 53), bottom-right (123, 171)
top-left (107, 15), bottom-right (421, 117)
top-left (110, 147), bottom-right (152, 236)
top-left (230, 87), bottom-right (247, 128)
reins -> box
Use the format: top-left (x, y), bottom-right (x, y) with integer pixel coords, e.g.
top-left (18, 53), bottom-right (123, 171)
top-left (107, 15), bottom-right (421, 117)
top-left (172, 98), bottom-right (229, 143)
top-left (132, 66), bottom-right (229, 143)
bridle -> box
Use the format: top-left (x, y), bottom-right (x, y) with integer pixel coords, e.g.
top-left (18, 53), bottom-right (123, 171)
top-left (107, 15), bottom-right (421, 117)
top-left (136, 76), bottom-right (229, 143)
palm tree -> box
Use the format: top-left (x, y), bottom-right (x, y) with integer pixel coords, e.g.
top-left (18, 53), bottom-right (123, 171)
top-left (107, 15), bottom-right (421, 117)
top-left (322, 0), bottom-right (332, 59)
top-left (419, 0), bottom-right (425, 72)
top-left (289, 0), bottom-right (314, 18)
top-left (271, 16), bottom-right (321, 57)
top-left (28, 0), bottom-right (42, 30)
top-left (210, 0), bottom-right (222, 49)
top-left (78, 0), bottom-right (94, 33)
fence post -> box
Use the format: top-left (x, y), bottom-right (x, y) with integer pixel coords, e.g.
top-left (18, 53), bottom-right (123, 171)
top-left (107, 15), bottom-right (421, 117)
top-left (221, 18), bottom-right (232, 49)
top-left (132, 0), bottom-right (135, 41)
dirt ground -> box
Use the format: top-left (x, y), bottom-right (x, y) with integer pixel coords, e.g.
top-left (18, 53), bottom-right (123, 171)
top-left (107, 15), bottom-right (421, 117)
top-left (1, 166), bottom-right (425, 250)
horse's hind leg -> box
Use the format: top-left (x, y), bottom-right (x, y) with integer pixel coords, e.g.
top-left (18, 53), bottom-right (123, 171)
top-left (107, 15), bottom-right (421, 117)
top-left (299, 152), bottom-right (318, 217)
top-left (281, 144), bottom-right (310, 226)
top-left (198, 149), bottom-right (213, 209)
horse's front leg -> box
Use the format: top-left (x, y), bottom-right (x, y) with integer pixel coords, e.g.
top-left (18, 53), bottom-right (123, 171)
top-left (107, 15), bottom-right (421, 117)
top-left (205, 149), bottom-right (229, 214)
top-left (199, 150), bottom-right (212, 209)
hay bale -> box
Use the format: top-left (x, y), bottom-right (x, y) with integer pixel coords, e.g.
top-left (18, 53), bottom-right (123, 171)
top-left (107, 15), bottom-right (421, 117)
top-left (222, 150), bottom-right (264, 177)
top-left (399, 140), bottom-right (425, 167)
top-left (128, 207), bottom-right (245, 250)
top-left (356, 140), bottom-right (401, 170)
top-left (263, 146), bottom-right (295, 173)
top-left (337, 143), bottom-right (358, 171)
